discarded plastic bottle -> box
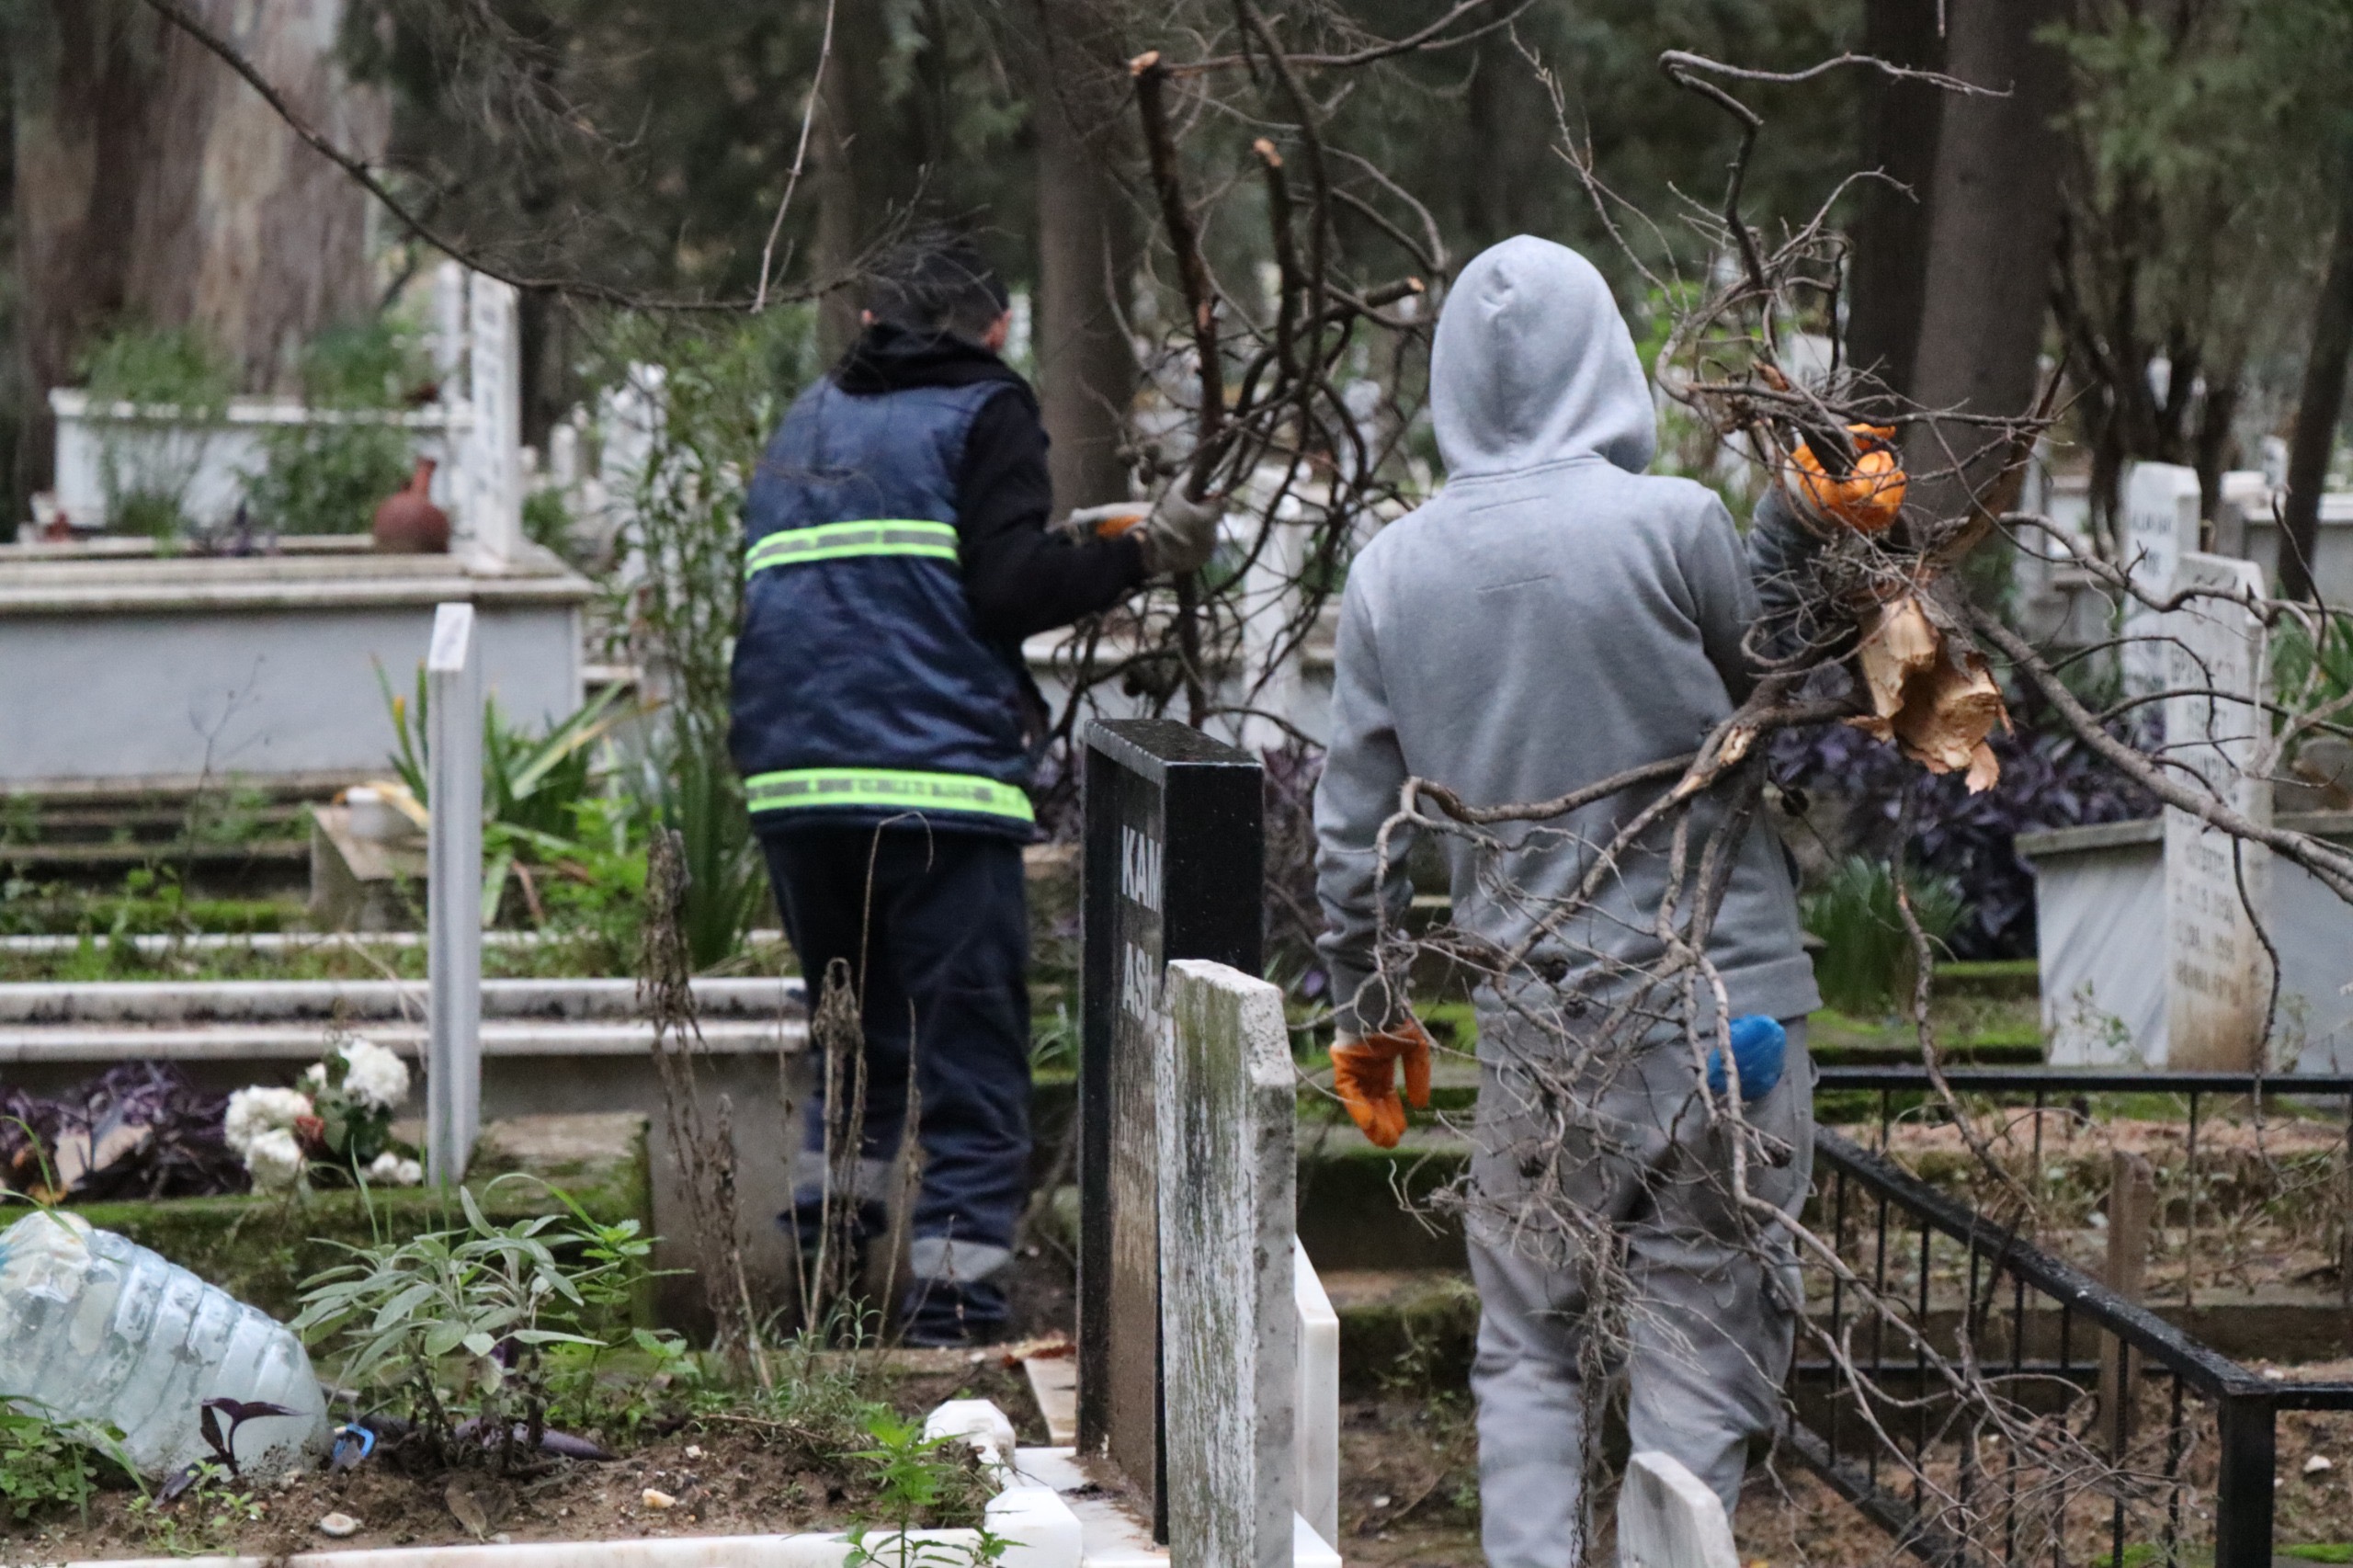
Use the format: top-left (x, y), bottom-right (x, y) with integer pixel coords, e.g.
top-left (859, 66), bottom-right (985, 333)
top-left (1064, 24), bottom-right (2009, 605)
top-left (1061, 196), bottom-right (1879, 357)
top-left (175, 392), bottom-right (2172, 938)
top-left (0, 1210), bottom-right (330, 1479)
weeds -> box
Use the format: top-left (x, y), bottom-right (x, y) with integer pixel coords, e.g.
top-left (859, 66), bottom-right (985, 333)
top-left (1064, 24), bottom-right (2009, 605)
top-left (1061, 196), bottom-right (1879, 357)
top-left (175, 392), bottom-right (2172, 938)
top-left (291, 1180), bottom-right (654, 1471)
top-left (844, 1412), bottom-right (1005, 1568)
top-left (128, 1460), bottom-right (257, 1556)
top-left (0, 1403), bottom-right (125, 1525)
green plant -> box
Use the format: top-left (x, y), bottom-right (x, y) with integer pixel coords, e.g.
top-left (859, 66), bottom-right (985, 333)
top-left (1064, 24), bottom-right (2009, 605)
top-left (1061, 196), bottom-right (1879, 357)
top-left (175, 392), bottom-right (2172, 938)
top-left (382, 665), bottom-right (629, 836)
top-left (245, 319), bottom-right (430, 536)
top-left (78, 324), bottom-right (233, 413)
top-left (300, 319), bottom-right (428, 410)
top-left (0, 1403), bottom-right (121, 1523)
top-left (248, 421), bottom-right (413, 536)
top-left (292, 1180), bottom-right (653, 1471)
top-left (129, 1459), bottom-right (258, 1555)
top-left (843, 1411), bottom-right (1003, 1568)
top-left (1802, 856), bottom-right (1963, 1016)
top-left (78, 323), bottom-right (238, 541)
top-left (655, 740), bottom-right (766, 970)
top-left (502, 796), bottom-right (651, 968)
top-left (2275, 613), bottom-right (2353, 718)
top-left (523, 487), bottom-right (581, 563)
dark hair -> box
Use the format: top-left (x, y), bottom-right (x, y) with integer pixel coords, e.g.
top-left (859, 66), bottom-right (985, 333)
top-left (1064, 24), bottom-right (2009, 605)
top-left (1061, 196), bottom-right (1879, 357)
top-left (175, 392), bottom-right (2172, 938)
top-left (865, 234), bottom-right (1010, 343)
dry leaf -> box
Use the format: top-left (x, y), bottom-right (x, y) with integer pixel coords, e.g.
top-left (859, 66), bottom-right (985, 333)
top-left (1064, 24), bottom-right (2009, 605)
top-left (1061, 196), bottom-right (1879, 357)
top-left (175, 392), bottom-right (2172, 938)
top-left (445, 1477), bottom-right (493, 1540)
top-left (1847, 594), bottom-right (2009, 790)
top-left (1892, 653), bottom-right (2007, 777)
top-left (1853, 595), bottom-right (1940, 737)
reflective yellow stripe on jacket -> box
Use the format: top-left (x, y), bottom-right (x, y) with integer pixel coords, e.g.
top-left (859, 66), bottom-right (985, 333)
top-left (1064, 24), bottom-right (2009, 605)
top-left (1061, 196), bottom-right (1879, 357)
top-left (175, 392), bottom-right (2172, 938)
top-left (743, 519), bottom-right (959, 577)
top-left (742, 767), bottom-right (1035, 824)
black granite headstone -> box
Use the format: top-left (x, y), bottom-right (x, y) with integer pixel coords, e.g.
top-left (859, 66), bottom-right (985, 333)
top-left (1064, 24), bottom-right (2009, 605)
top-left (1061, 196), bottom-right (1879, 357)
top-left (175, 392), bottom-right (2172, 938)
top-left (1077, 720), bottom-right (1263, 1540)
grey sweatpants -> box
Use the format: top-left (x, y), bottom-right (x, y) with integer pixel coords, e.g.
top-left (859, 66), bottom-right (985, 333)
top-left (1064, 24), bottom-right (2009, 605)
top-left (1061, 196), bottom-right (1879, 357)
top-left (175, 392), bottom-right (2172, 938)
top-left (1465, 1018), bottom-right (1813, 1568)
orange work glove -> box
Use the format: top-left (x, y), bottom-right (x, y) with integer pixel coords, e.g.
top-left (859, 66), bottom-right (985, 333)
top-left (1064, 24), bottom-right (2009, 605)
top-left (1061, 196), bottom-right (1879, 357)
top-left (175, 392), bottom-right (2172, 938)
top-left (1330, 1018), bottom-right (1434, 1149)
top-left (1790, 424), bottom-right (1907, 534)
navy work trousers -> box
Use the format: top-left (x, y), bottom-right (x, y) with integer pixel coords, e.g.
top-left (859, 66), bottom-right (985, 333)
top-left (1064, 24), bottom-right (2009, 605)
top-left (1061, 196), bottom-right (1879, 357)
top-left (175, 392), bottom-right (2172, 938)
top-left (758, 824), bottom-right (1031, 1337)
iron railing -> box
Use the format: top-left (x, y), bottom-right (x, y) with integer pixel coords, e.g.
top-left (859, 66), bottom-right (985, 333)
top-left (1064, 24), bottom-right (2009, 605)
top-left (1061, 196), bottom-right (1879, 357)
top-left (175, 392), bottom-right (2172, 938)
top-left (1793, 1068), bottom-right (2353, 1568)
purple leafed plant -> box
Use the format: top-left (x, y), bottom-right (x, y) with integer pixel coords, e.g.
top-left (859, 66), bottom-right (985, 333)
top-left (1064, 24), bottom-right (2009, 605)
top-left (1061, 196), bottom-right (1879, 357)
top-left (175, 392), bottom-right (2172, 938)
top-left (1769, 686), bottom-right (2155, 959)
top-left (1, 1062), bottom-right (246, 1201)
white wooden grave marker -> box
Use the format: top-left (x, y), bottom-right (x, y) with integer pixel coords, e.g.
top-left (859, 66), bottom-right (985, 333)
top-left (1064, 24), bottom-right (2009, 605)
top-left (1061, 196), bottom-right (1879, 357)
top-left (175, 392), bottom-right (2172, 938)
top-left (2160, 552), bottom-right (2273, 1067)
top-left (426, 602), bottom-right (483, 1184)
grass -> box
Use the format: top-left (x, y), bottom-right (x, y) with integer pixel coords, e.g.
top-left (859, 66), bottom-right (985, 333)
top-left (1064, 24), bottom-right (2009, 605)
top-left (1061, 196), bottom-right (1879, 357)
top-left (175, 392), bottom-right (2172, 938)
top-left (0, 932), bottom-right (800, 984)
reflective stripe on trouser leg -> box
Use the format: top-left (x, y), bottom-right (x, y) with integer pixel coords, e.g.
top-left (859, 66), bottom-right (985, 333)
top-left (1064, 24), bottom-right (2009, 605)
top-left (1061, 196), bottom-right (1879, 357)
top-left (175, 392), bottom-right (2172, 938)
top-left (790, 1151), bottom-right (900, 1207)
top-left (744, 767), bottom-right (1036, 825)
top-left (909, 1234), bottom-right (1014, 1283)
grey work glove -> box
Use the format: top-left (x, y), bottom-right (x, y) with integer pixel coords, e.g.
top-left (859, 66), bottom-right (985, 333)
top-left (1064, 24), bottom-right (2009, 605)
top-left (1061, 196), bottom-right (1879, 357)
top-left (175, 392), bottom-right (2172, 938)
top-left (1134, 487), bottom-right (1222, 577)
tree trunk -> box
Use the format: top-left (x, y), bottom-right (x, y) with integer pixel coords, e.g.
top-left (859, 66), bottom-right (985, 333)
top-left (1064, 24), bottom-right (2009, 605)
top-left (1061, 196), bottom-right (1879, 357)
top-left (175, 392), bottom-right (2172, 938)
top-left (1843, 0), bottom-right (1947, 408)
top-left (1029, 0), bottom-right (1140, 513)
top-left (1462, 40), bottom-right (1545, 254)
top-left (812, 0), bottom-right (898, 360)
top-left (2280, 143), bottom-right (2353, 604)
top-left (1905, 0), bottom-right (2069, 511)
top-left (11, 0), bottom-right (382, 495)
top-left (121, 0), bottom-right (386, 392)
top-left (9, 0), bottom-right (152, 498)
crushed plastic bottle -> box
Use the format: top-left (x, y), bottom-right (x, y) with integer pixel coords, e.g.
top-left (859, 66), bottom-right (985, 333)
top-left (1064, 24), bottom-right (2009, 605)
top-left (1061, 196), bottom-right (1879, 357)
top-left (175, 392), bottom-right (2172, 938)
top-left (0, 1209), bottom-right (330, 1479)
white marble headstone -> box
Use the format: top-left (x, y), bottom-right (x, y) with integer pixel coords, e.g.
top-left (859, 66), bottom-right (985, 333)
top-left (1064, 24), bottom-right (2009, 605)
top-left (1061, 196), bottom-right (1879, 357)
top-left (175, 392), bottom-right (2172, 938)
top-left (464, 274), bottom-right (524, 563)
top-left (1158, 960), bottom-right (1299, 1568)
top-left (2121, 461), bottom-right (2203, 698)
top-left (2160, 552), bottom-right (2273, 1067)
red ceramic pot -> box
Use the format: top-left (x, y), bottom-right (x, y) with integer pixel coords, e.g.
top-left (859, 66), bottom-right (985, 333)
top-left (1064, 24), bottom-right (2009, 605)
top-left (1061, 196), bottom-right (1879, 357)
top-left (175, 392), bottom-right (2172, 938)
top-left (372, 458), bottom-right (450, 553)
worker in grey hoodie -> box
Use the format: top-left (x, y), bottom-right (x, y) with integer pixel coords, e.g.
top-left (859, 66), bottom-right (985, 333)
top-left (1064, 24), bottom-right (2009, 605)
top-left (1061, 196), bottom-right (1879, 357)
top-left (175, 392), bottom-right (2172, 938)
top-left (1313, 234), bottom-right (1841, 1564)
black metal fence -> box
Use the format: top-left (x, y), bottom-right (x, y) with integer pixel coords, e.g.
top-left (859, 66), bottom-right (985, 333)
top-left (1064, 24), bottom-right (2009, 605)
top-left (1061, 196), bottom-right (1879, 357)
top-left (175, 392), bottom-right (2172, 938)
top-left (1791, 1068), bottom-right (2353, 1568)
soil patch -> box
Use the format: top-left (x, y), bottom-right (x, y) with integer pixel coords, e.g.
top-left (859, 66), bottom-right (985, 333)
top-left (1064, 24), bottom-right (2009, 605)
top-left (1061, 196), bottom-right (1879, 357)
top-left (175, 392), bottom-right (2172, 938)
top-left (3, 1350), bottom-right (1045, 1563)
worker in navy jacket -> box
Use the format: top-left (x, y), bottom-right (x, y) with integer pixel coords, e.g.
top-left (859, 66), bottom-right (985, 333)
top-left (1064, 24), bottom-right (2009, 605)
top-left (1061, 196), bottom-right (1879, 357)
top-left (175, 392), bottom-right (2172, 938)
top-left (729, 237), bottom-right (1219, 1345)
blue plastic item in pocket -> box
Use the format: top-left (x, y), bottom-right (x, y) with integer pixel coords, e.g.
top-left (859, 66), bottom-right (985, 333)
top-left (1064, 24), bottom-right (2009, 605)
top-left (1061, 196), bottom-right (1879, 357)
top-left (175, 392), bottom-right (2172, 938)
top-left (1706, 1014), bottom-right (1788, 1101)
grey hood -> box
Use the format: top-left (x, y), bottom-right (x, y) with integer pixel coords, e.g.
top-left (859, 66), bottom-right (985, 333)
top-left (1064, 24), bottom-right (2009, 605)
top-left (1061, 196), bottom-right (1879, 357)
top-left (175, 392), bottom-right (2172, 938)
top-left (1430, 236), bottom-right (1656, 479)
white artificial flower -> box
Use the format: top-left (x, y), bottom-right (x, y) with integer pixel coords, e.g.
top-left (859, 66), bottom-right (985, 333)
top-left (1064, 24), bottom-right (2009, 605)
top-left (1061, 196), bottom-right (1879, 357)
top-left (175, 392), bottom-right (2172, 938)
top-left (301, 1062), bottom-right (327, 1092)
top-left (244, 1127), bottom-right (306, 1192)
top-left (365, 1152), bottom-right (426, 1187)
top-left (336, 1038), bottom-right (412, 1112)
top-left (223, 1086), bottom-right (314, 1157)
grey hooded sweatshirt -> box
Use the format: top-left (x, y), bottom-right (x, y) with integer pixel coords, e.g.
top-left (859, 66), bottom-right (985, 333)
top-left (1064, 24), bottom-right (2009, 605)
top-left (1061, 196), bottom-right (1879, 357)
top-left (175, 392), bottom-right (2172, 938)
top-left (1313, 236), bottom-right (1820, 1043)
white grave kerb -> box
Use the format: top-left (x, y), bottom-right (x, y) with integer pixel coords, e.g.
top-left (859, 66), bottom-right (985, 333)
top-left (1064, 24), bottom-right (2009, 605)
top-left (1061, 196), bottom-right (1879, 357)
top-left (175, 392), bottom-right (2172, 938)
top-left (2160, 552), bottom-right (2274, 1068)
top-left (2121, 462), bottom-right (2203, 698)
top-left (426, 602), bottom-right (484, 1184)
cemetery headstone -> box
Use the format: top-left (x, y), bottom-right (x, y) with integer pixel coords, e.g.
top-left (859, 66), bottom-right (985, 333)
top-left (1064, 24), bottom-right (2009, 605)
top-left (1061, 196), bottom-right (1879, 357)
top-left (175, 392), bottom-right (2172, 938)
top-left (426, 602), bottom-right (484, 1184)
top-left (1079, 720), bottom-right (1263, 1540)
top-left (1157, 961), bottom-right (1296, 1568)
top-left (465, 275), bottom-right (524, 563)
top-left (2121, 461), bottom-right (2203, 698)
top-left (432, 262), bottom-right (468, 391)
top-left (1618, 1451), bottom-right (1740, 1568)
top-left (2160, 551), bottom-right (2272, 1068)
